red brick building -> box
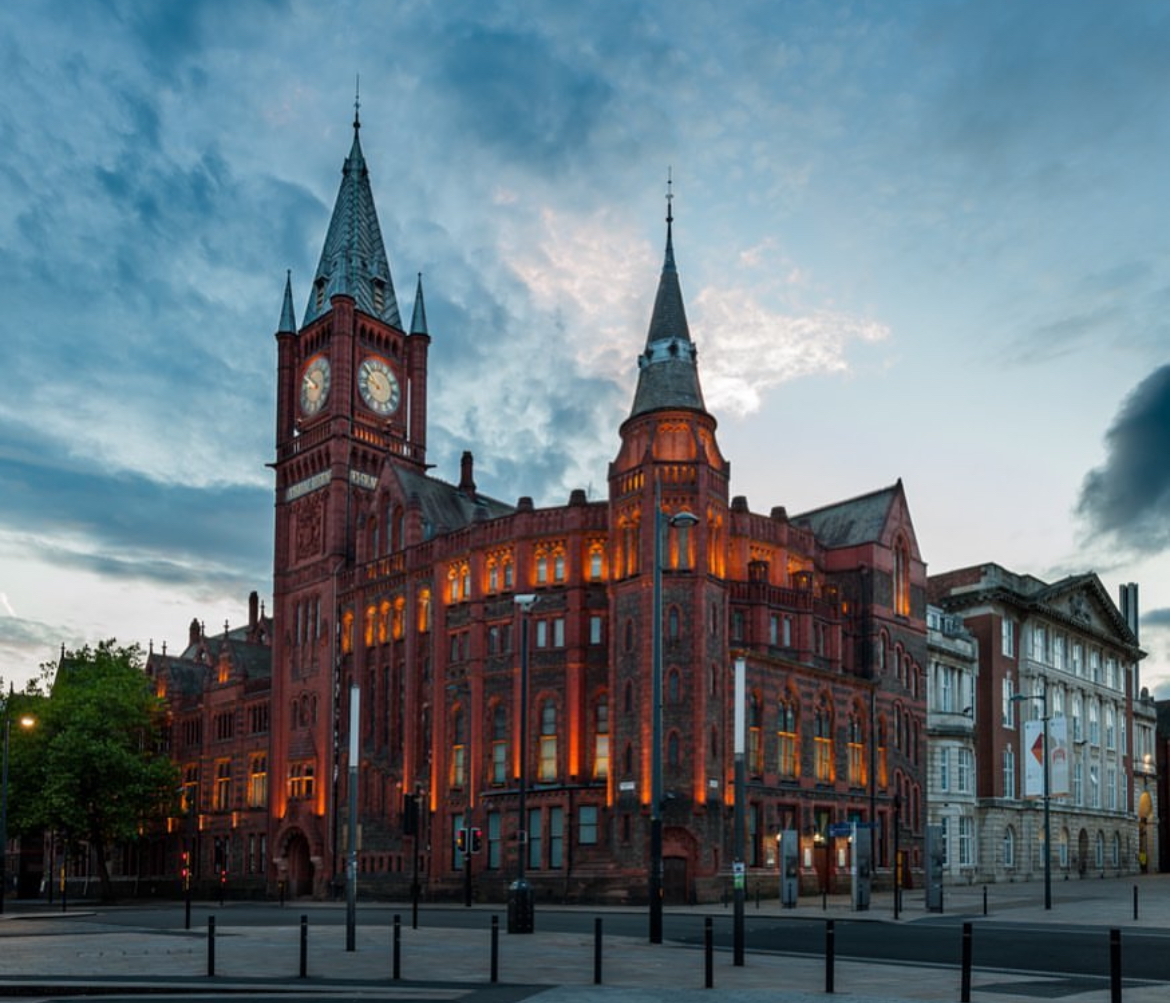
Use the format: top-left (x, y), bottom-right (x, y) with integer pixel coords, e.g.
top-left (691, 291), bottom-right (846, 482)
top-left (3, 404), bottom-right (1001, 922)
top-left (263, 113), bottom-right (930, 903)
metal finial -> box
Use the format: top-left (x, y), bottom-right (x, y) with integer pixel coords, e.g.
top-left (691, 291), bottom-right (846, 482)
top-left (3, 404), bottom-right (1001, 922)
top-left (666, 167), bottom-right (674, 225)
top-left (354, 75), bottom-right (361, 131)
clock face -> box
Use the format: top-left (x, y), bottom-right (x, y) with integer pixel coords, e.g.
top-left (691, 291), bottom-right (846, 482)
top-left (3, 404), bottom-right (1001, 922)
top-left (358, 356), bottom-right (401, 415)
top-left (300, 354), bottom-right (331, 416)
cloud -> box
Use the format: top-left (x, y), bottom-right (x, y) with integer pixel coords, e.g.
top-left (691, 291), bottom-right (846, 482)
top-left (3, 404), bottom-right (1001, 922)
top-left (1077, 365), bottom-right (1170, 552)
top-left (1143, 607), bottom-right (1170, 629)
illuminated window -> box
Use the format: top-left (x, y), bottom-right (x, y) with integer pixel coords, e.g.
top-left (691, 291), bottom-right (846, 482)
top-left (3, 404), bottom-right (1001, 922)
top-left (487, 557), bottom-right (500, 593)
top-left (450, 709), bottom-right (466, 788)
top-left (392, 597), bottom-right (405, 640)
top-left (594, 698), bottom-right (609, 779)
top-left (289, 761), bottom-right (316, 800)
top-left (539, 700), bottom-right (558, 781)
top-left (877, 717), bottom-right (888, 788)
top-left (491, 705), bottom-right (508, 785)
top-left (248, 755), bottom-right (268, 808)
top-left (341, 611), bottom-right (355, 653)
top-left (217, 658), bottom-right (230, 684)
top-left (364, 605), bottom-right (376, 646)
top-left (814, 700), bottom-right (834, 782)
top-left (777, 698), bottom-right (798, 778)
top-left (847, 711), bottom-right (866, 787)
top-left (553, 548), bottom-right (565, 582)
top-left (214, 759), bottom-right (232, 811)
top-left (536, 551), bottom-right (549, 585)
top-left (894, 538), bottom-right (911, 616)
top-left (588, 543), bottom-right (604, 581)
top-left (182, 764), bottom-right (199, 813)
top-left (748, 695), bottom-right (763, 775)
top-left (417, 589), bottom-right (432, 633)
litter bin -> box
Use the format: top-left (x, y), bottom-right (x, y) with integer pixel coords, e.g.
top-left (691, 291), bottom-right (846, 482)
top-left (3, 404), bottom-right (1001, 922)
top-left (507, 878), bottom-right (535, 933)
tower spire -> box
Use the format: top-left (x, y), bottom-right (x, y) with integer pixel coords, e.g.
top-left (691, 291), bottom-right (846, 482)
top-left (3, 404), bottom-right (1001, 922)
top-left (627, 174), bottom-right (705, 419)
top-left (410, 273), bottom-right (429, 336)
top-left (303, 103), bottom-right (402, 329)
top-left (278, 269), bottom-right (297, 334)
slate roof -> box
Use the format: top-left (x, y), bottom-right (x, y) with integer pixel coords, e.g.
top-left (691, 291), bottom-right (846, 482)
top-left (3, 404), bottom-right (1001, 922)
top-left (397, 467), bottom-right (514, 538)
top-left (791, 482), bottom-right (900, 548)
top-left (628, 213), bottom-right (706, 418)
top-left (303, 116), bottom-right (402, 329)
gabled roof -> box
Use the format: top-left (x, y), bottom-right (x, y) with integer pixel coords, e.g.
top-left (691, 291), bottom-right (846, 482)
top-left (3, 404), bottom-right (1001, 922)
top-left (628, 202), bottom-right (706, 419)
top-left (303, 115), bottom-right (402, 329)
top-left (396, 466), bottom-right (514, 538)
top-left (791, 482), bottom-right (902, 549)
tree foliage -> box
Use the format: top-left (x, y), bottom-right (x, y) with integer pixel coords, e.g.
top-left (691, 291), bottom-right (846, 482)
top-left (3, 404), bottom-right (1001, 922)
top-left (21, 641), bottom-right (178, 898)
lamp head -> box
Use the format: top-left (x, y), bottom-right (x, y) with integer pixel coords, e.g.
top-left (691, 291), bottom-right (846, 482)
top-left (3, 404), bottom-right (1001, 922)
top-left (514, 594), bottom-right (538, 612)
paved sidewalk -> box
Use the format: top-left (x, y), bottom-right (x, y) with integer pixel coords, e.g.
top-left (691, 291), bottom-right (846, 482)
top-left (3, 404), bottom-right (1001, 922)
top-left (1, 874), bottom-right (1168, 1002)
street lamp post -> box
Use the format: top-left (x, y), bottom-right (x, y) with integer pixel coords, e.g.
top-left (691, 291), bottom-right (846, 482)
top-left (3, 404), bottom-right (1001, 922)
top-left (508, 594), bottom-right (538, 934)
top-left (649, 478), bottom-right (698, 945)
top-left (1, 691), bottom-right (36, 914)
top-left (1013, 680), bottom-right (1051, 911)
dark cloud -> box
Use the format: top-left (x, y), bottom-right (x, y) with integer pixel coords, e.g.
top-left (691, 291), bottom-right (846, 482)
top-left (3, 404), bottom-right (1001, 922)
top-left (1077, 365), bottom-right (1170, 551)
top-left (432, 24), bottom-right (615, 169)
top-left (1143, 608), bottom-right (1170, 629)
top-left (0, 415), bottom-right (271, 583)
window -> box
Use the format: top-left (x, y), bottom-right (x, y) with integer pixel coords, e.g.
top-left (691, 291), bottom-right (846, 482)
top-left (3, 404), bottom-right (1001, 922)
top-left (1089, 764), bottom-right (1100, 808)
top-left (248, 754), bottom-right (268, 808)
top-left (1072, 692), bottom-right (1083, 742)
top-left (1059, 828), bottom-right (1069, 868)
top-left (1031, 624), bottom-right (1047, 663)
top-left (1002, 677), bottom-right (1015, 727)
top-left (1002, 618), bottom-right (1015, 657)
top-left (1088, 702), bottom-right (1100, 746)
top-left (938, 747), bottom-right (950, 792)
top-left (1072, 643), bottom-right (1083, 676)
top-left (579, 805), bottom-right (599, 845)
top-left (894, 539), bottom-right (911, 616)
top-left (487, 812), bottom-right (502, 869)
top-left (214, 759), bottom-right (232, 811)
top-left (1105, 705), bottom-right (1116, 750)
top-left (452, 813), bottom-right (465, 870)
top-left (958, 817), bottom-right (974, 867)
top-left (552, 617), bottom-right (565, 648)
top-left (549, 807), bottom-right (564, 869)
top-left (491, 705), bottom-right (508, 785)
top-left (1106, 767), bottom-right (1116, 810)
top-left (1003, 746), bottom-right (1015, 799)
top-left (1073, 757), bottom-right (1084, 805)
top-left (1095, 831), bottom-right (1104, 869)
top-left (777, 699), bottom-right (798, 778)
top-left (288, 761), bottom-right (315, 800)
top-left (450, 709), bottom-right (466, 788)
top-left (539, 701), bottom-right (558, 781)
top-left (588, 544), bottom-right (604, 581)
top-left (847, 712), bottom-right (866, 787)
top-left (594, 699), bottom-right (609, 779)
top-left (536, 620), bottom-right (548, 648)
top-left (528, 808), bottom-right (542, 870)
top-left (1003, 826), bottom-right (1016, 869)
top-left (589, 615), bottom-right (603, 645)
top-left (814, 700), bottom-right (833, 782)
top-left (748, 695), bottom-right (763, 775)
top-left (957, 749), bottom-right (973, 794)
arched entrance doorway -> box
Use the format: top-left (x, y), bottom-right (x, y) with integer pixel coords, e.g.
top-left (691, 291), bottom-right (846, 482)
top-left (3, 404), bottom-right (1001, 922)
top-left (285, 832), bottom-right (314, 898)
top-left (1077, 829), bottom-right (1089, 877)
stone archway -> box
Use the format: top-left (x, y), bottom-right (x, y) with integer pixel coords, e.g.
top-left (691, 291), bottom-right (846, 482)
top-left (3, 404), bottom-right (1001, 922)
top-left (1077, 828), bottom-right (1089, 877)
top-left (283, 831), bottom-right (314, 898)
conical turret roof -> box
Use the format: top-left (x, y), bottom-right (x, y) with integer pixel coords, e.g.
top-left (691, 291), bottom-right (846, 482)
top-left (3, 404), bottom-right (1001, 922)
top-left (628, 194), bottom-right (706, 419)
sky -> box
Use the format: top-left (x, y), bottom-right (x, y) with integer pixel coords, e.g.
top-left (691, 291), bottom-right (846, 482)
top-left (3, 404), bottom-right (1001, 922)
top-left (2, 0), bottom-right (1169, 697)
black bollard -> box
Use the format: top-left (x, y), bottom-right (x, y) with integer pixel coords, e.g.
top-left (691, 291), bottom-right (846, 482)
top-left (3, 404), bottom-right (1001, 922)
top-left (490, 915), bottom-right (499, 984)
top-left (593, 917), bottom-right (603, 985)
top-left (704, 916), bottom-right (713, 989)
top-left (825, 919), bottom-right (835, 994)
top-left (299, 914), bottom-right (308, 978)
top-left (960, 922), bottom-right (972, 1003)
top-left (207, 915), bottom-right (216, 978)
top-left (1133, 885), bottom-right (1138, 921)
top-left (393, 914), bottom-right (401, 980)
top-left (982, 885), bottom-right (988, 916)
top-left (1110, 928), bottom-right (1121, 1003)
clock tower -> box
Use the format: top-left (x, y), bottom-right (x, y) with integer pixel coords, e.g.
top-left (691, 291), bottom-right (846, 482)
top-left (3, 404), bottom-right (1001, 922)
top-left (269, 108), bottom-right (430, 896)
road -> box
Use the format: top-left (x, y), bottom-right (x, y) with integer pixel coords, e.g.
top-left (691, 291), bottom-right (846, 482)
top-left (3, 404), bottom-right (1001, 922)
top-left (63, 900), bottom-right (1170, 983)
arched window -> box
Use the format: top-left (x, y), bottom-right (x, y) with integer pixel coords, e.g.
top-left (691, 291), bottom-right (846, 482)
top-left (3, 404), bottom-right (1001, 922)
top-left (1003, 826), bottom-right (1016, 868)
top-left (847, 707), bottom-right (867, 787)
top-left (667, 668), bottom-right (681, 704)
top-left (894, 538), bottom-right (911, 616)
top-left (667, 731), bottom-right (681, 767)
top-left (814, 697), bottom-right (834, 782)
top-left (417, 589), bottom-right (432, 633)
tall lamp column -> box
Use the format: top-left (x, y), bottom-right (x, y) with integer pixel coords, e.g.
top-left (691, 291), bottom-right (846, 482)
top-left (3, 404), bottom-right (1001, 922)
top-left (1012, 680), bottom-right (1051, 911)
top-left (649, 479), bottom-right (698, 945)
top-left (508, 594), bottom-right (538, 934)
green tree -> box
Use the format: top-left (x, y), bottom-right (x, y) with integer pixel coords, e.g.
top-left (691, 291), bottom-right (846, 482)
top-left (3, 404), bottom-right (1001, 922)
top-left (24, 641), bottom-right (178, 900)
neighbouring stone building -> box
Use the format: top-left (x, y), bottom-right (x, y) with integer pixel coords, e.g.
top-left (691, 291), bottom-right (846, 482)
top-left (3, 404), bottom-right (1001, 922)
top-left (929, 565), bottom-right (1154, 884)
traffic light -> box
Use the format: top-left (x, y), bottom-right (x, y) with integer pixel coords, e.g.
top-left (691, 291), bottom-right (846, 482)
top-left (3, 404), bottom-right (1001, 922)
top-left (180, 850), bottom-right (190, 889)
top-left (402, 792), bottom-right (420, 836)
top-left (469, 827), bottom-right (482, 854)
top-left (456, 827), bottom-right (467, 853)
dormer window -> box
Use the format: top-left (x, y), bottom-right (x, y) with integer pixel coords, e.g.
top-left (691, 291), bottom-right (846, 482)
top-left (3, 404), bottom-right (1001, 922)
top-left (315, 278), bottom-right (326, 311)
top-left (372, 279), bottom-right (385, 313)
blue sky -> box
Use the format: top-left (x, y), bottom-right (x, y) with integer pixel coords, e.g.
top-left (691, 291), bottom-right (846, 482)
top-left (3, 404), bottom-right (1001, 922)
top-left (2, 0), bottom-right (1169, 695)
